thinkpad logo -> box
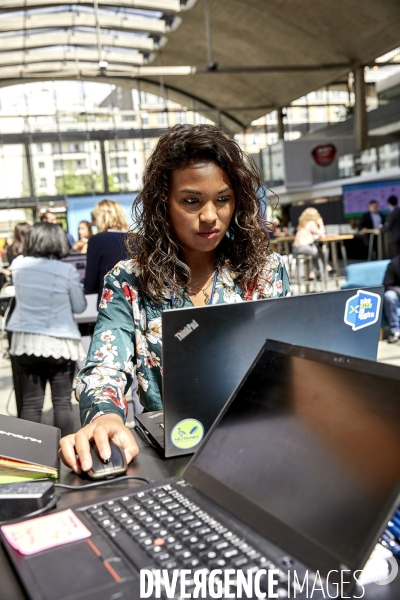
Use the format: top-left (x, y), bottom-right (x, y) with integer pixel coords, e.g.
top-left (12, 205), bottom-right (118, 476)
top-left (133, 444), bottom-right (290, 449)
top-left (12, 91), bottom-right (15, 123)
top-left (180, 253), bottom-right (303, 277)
top-left (175, 319), bottom-right (199, 341)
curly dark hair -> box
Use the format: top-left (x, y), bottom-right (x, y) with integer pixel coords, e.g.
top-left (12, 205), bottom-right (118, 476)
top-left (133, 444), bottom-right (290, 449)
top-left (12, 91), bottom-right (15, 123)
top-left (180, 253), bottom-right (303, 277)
top-left (127, 124), bottom-right (272, 301)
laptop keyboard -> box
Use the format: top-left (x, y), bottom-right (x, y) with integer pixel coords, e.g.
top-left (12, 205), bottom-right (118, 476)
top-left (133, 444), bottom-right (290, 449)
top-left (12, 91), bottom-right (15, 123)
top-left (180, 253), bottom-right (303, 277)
top-left (81, 483), bottom-right (292, 598)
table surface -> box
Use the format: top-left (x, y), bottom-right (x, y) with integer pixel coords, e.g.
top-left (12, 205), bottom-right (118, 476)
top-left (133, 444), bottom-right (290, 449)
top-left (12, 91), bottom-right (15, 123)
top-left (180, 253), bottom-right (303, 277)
top-left (1, 430), bottom-right (400, 600)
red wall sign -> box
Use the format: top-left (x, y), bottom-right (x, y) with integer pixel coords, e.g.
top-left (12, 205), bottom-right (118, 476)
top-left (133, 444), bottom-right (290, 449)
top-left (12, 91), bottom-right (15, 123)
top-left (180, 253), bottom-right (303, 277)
top-left (311, 143), bottom-right (337, 166)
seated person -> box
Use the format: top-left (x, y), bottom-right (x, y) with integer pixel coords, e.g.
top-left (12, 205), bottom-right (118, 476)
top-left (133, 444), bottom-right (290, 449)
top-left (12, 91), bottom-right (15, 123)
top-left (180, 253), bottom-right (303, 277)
top-left (59, 123), bottom-right (290, 474)
top-left (383, 255), bottom-right (400, 343)
top-left (292, 207), bottom-right (327, 278)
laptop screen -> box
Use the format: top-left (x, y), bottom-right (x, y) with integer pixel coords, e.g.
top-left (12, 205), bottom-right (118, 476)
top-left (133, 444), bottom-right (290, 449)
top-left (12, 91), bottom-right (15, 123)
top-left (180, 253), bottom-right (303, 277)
top-left (185, 341), bottom-right (400, 572)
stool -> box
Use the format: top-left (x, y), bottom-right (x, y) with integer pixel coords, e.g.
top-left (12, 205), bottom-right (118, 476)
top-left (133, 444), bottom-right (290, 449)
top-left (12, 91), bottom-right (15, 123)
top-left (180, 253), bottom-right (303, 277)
top-left (293, 253), bottom-right (327, 294)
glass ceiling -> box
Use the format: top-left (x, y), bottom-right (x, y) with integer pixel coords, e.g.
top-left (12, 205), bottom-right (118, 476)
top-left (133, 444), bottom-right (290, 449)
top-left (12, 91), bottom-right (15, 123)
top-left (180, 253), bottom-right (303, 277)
top-left (0, 1), bottom-right (197, 80)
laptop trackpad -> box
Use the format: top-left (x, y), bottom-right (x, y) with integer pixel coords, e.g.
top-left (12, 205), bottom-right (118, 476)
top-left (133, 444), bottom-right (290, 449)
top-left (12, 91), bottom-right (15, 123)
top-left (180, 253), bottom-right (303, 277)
top-left (24, 541), bottom-right (118, 600)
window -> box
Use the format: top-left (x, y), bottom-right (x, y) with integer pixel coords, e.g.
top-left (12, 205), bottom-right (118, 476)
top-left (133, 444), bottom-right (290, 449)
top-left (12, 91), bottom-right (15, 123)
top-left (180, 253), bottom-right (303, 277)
top-left (315, 106), bottom-right (326, 122)
top-left (40, 178), bottom-right (47, 187)
top-left (75, 159), bottom-right (87, 169)
top-left (68, 143), bottom-right (84, 153)
top-left (141, 112), bottom-right (149, 126)
top-left (114, 173), bottom-right (129, 184)
top-left (37, 144), bottom-right (43, 152)
top-left (176, 111), bottom-right (186, 124)
top-left (110, 157), bottom-right (127, 168)
top-left (158, 111), bottom-right (168, 127)
top-left (143, 139), bottom-right (151, 150)
top-left (133, 157), bottom-right (137, 165)
top-left (52, 143), bottom-right (61, 154)
top-left (38, 161), bottom-right (45, 169)
top-left (54, 160), bottom-right (63, 170)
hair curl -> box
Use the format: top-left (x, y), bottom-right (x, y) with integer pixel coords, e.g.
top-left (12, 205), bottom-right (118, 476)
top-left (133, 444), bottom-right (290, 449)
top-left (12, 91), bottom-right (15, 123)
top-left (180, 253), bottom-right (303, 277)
top-left (127, 124), bottom-right (272, 301)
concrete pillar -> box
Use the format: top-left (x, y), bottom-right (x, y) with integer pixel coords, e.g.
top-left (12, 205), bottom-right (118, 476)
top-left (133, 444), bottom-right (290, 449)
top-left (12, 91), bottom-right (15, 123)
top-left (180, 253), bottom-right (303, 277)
top-left (354, 66), bottom-right (369, 152)
top-left (277, 108), bottom-right (285, 140)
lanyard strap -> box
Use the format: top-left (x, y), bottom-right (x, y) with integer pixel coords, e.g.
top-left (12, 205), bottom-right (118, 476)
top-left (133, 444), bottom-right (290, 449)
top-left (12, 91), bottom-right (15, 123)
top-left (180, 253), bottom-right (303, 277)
top-left (170, 271), bottom-right (218, 309)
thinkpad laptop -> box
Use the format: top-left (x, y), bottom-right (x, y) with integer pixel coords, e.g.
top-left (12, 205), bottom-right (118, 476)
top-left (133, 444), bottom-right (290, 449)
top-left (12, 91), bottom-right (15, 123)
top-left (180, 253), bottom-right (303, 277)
top-left (136, 286), bottom-right (383, 457)
top-left (4, 341), bottom-right (400, 600)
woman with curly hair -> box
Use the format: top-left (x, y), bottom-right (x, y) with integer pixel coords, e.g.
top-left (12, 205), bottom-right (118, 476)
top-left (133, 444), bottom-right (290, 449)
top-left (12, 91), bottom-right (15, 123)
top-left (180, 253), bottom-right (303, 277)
top-left (59, 124), bottom-right (290, 472)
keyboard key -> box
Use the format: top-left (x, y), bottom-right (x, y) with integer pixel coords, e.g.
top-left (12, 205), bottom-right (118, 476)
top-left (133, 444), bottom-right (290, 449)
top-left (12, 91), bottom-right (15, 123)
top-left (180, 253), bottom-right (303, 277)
top-left (115, 512), bottom-right (131, 523)
top-left (121, 517), bottom-right (136, 528)
top-left (183, 556), bottom-right (202, 567)
top-left (206, 534), bottom-right (219, 543)
top-left (109, 506), bottom-right (123, 515)
top-left (197, 527), bottom-right (211, 536)
top-left (162, 561), bottom-right (179, 570)
top-left (176, 550), bottom-right (192, 560)
top-left (181, 514), bottom-right (195, 523)
top-left (99, 518), bottom-right (115, 529)
top-left (165, 536), bottom-right (176, 545)
top-left (128, 504), bottom-right (142, 514)
top-left (169, 543), bottom-right (184, 553)
top-left (223, 548), bottom-right (239, 559)
top-left (156, 552), bottom-right (171, 563)
top-left (209, 559), bottom-right (226, 568)
top-left (91, 509), bottom-right (108, 521)
top-left (87, 504), bottom-right (103, 514)
top-left (200, 550), bottom-right (217, 560)
top-left (214, 541), bottom-right (229, 551)
top-left (233, 556), bottom-right (248, 567)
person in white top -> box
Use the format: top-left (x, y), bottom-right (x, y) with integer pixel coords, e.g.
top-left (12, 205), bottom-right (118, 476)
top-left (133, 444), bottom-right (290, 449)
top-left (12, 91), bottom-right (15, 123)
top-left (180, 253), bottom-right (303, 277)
top-left (292, 207), bottom-right (327, 279)
top-left (7, 222), bottom-right (87, 436)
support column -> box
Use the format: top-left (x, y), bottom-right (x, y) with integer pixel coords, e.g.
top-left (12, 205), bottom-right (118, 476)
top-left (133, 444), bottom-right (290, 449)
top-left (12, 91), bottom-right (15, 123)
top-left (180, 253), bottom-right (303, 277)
top-left (100, 140), bottom-right (109, 193)
top-left (277, 108), bottom-right (285, 140)
top-left (354, 66), bottom-right (369, 152)
top-left (24, 141), bottom-right (36, 200)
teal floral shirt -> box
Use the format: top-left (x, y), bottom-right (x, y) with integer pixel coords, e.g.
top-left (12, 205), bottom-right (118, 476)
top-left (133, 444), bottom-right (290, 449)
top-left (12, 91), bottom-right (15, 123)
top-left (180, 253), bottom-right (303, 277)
top-left (76, 253), bottom-right (290, 425)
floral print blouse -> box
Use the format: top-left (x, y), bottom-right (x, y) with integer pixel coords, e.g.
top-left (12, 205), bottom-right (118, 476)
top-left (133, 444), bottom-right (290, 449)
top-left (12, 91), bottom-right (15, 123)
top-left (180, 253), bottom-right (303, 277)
top-left (76, 253), bottom-right (290, 426)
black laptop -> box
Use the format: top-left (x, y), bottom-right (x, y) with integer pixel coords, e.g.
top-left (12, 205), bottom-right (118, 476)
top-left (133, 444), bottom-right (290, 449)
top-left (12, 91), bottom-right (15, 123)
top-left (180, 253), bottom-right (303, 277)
top-left (136, 286), bottom-right (383, 457)
top-left (4, 341), bottom-right (400, 600)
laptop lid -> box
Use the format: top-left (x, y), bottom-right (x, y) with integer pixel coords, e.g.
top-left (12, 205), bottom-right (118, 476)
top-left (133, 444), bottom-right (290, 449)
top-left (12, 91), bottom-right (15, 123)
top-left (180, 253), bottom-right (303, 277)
top-left (162, 286), bottom-right (383, 457)
top-left (184, 340), bottom-right (400, 581)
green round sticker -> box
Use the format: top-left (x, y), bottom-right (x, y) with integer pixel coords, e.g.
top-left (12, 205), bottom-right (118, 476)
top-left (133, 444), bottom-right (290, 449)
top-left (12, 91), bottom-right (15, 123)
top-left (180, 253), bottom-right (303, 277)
top-left (170, 419), bottom-right (204, 450)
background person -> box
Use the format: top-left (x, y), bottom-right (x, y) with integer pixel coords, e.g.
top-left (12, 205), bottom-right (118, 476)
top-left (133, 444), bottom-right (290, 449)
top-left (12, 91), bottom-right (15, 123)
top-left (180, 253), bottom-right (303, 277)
top-left (59, 123), bottom-right (290, 475)
top-left (292, 207), bottom-right (327, 278)
top-left (40, 210), bottom-right (75, 249)
top-left (382, 195), bottom-right (400, 257)
top-left (6, 222), bottom-right (31, 266)
top-left (358, 199), bottom-right (384, 231)
top-left (84, 199), bottom-right (129, 304)
top-left (73, 220), bottom-right (92, 254)
top-left (383, 255), bottom-right (400, 344)
top-left (6, 222), bottom-right (87, 435)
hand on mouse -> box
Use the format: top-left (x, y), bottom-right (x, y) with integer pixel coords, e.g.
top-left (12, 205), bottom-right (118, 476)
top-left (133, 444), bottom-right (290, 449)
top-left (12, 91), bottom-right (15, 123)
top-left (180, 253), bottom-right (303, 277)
top-left (59, 414), bottom-right (139, 474)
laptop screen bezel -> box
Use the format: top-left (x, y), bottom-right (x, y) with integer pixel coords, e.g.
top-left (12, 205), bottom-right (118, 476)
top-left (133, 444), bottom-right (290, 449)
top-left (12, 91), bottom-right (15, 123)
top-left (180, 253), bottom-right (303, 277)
top-left (183, 340), bottom-right (400, 576)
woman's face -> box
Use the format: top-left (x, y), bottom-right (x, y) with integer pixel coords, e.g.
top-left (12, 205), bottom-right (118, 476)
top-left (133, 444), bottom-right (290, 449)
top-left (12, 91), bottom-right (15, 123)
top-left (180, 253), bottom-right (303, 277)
top-left (79, 223), bottom-right (89, 239)
top-left (168, 161), bottom-right (235, 256)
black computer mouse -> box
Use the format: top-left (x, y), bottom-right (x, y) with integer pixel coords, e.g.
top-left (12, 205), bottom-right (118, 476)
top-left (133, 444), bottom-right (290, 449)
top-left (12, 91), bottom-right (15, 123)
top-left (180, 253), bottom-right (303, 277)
top-left (87, 441), bottom-right (128, 480)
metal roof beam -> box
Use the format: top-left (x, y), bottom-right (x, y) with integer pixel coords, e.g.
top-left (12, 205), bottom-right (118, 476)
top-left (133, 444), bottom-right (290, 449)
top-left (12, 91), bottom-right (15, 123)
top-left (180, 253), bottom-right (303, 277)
top-left (0, 12), bottom-right (182, 34)
top-left (0, 48), bottom-right (150, 67)
top-left (1, 0), bottom-right (197, 12)
top-left (0, 61), bottom-right (143, 77)
top-left (0, 31), bottom-right (164, 52)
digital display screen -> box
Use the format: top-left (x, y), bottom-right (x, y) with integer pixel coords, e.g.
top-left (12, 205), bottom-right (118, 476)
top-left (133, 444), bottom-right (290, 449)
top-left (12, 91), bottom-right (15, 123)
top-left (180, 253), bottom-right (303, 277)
top-left (343, 179), bottom-right (400, 217)
top-left (188, 346), bottom-right (400, 566)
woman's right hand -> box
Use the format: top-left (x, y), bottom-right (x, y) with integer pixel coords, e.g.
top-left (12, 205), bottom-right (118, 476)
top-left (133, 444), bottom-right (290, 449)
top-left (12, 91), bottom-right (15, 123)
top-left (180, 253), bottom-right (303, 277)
top-left (59, 413), bottom-right (139, 474)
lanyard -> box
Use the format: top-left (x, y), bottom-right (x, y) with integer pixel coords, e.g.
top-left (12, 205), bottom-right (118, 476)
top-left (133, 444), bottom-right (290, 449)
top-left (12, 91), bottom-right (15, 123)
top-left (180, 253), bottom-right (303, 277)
top-left (170, 271), bottom-right (218, 309)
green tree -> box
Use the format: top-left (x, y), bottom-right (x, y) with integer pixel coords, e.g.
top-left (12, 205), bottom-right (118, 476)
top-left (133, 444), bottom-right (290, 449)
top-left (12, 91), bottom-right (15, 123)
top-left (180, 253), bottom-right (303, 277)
top-left (55, 171), bottom-right (104, 195)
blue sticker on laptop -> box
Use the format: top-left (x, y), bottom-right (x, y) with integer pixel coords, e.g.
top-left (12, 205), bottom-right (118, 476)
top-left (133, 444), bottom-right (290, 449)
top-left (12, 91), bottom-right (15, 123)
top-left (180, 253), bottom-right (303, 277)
top-left (344, 290), bottom-right (381, 331)
top-left (171, 419), bottom-right (204, 450)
